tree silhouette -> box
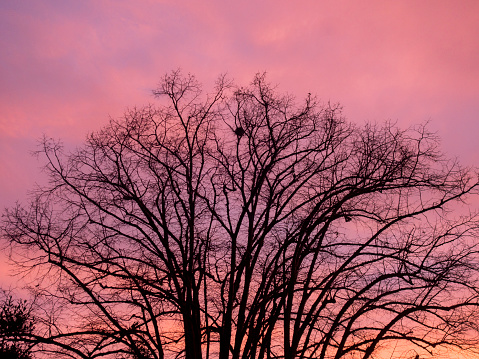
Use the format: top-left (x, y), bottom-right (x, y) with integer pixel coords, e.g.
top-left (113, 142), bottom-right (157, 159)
top-left (3, 71), bottom-right (479, 359)
top-left (0, 293), bottom-right (34, 359)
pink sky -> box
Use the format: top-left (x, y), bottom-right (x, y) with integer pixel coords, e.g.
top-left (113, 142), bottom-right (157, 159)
top-left (1, 1), bottom-right (479, 208)
top-left (1, 1), bottom-right (479, 357)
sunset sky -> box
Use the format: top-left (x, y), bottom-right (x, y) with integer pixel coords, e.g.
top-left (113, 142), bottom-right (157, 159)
top-left (1, 2), bottom-right (479, 358)
top-left (1, 1), bottom-right (479, 209)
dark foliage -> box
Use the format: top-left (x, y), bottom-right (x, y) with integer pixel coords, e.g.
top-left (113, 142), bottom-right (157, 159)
top-left (0, 294), bottom-right (34, 359)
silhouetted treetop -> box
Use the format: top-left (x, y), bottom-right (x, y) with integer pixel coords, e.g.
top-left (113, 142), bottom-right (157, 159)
top-left (0, 293), bottom-right (34, 359)
top-left (2, 71), bottom-right (479, 359)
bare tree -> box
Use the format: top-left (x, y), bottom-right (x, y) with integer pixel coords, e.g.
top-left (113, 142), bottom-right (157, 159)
top-left (2, 71), bottom-right (479, 359)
